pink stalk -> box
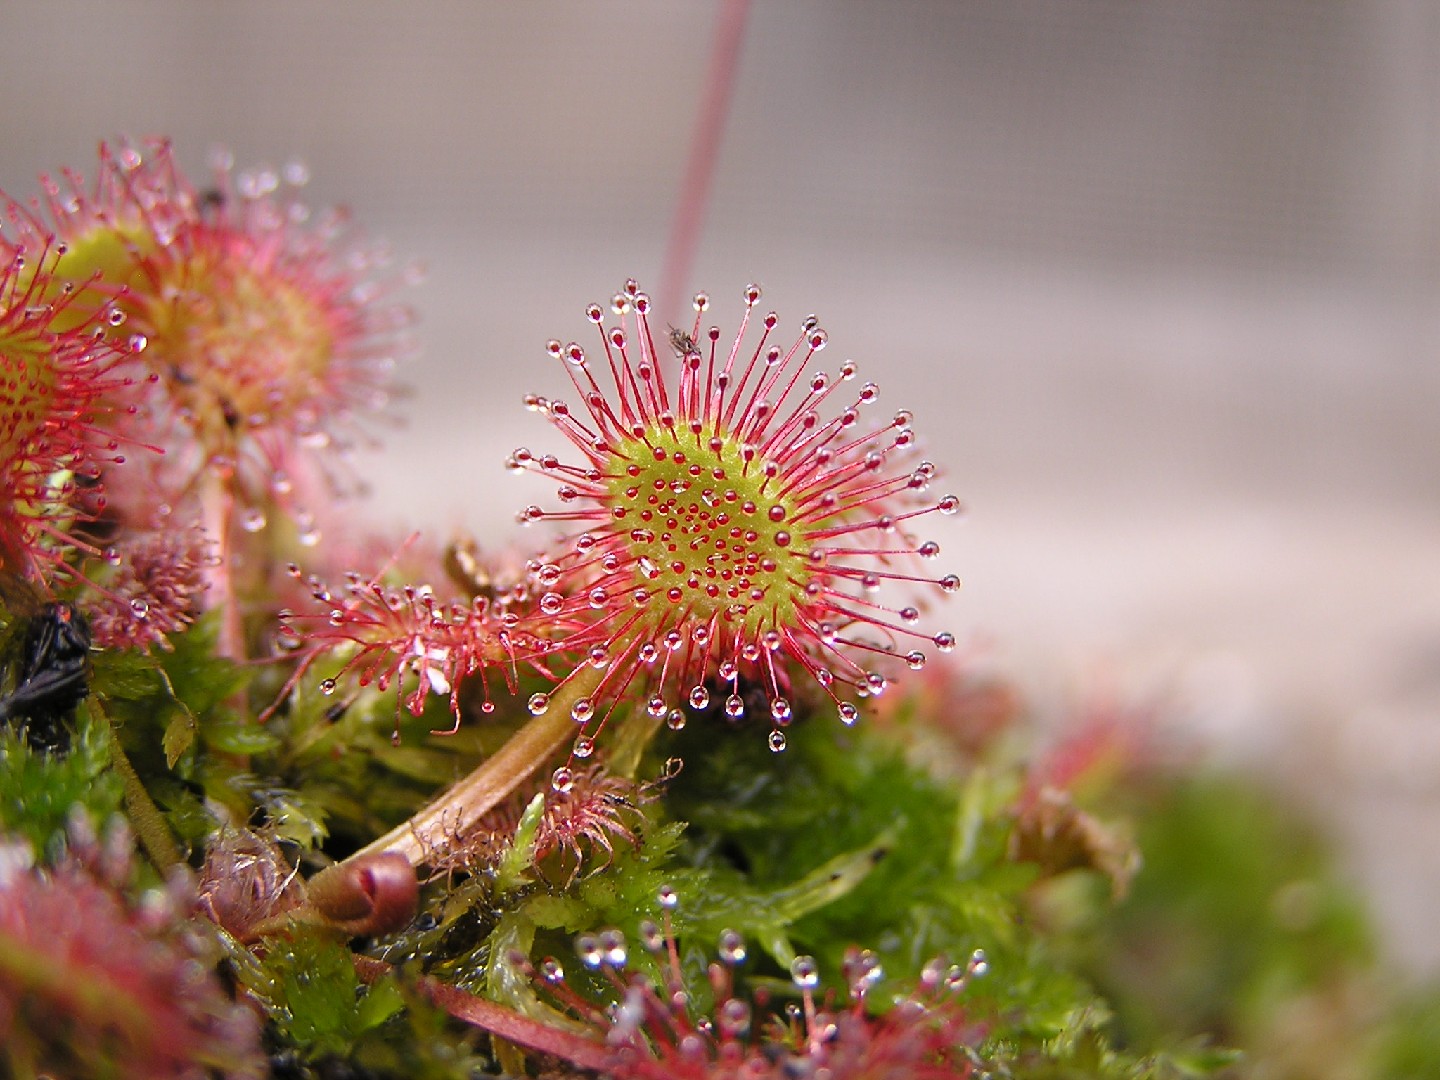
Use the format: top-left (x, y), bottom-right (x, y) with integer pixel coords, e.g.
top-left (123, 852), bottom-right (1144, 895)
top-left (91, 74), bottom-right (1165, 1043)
top-left (352, 956), bottom-right (612, 1073)
top-left (198, 467), bottom-right (246, 663)
top-left (657, 0), bottom-right (752, 323)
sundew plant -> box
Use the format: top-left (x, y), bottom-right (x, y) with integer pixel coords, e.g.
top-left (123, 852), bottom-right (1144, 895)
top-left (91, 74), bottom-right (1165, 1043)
top-left (0, 14), bottom-right (1425, 1080)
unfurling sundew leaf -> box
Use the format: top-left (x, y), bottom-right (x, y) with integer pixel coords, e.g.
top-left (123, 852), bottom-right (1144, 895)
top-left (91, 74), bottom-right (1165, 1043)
top-left (494, 792), bottom-right (545, 895)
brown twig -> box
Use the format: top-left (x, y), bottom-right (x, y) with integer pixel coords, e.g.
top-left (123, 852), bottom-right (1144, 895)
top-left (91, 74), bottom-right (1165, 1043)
top-left (347, 663), bottom-right (606, 866)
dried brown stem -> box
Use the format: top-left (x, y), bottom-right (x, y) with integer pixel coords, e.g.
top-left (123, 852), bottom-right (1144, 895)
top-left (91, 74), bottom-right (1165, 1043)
top-left (347, 664), bottom-right (606, 866)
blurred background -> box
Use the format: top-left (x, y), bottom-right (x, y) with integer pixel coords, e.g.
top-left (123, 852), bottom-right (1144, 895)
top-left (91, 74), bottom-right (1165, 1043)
top-left (3, 2), bottom-right (1436, 972)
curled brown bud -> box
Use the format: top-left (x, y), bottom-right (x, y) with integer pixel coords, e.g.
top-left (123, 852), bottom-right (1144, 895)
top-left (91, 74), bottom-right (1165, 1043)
top-left (306, 853), bottom-right (418, 938)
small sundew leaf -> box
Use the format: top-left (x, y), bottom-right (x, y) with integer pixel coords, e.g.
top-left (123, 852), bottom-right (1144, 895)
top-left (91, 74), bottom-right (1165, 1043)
top-left (516, 282), bottom-right (962, 742)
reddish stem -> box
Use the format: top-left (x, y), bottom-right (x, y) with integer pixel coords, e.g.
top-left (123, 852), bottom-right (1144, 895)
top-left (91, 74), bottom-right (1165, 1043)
top-left (658, 0), bottom-right (752, 323)
top-left (198, 465), bottom-right (245, 663)
top-left (353, 955), bottom-right (613, 1073)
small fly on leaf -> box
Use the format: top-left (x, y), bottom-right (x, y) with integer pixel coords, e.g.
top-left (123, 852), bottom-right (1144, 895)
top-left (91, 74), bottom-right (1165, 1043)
top-left (667, 326), bottom-right (698, 358)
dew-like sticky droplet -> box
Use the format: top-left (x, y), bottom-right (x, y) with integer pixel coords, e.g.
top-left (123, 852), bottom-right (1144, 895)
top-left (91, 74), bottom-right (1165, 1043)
top-left (718, 929), bottom-right (747, 965)
top-left (599, 928), bottom-right (628, 967)
top-left (576, 933), bottom-right (602, 968)
top-left (718, 997), bottom-right (752, 1036)
top-left (790, 955), bottom-right (820, 990)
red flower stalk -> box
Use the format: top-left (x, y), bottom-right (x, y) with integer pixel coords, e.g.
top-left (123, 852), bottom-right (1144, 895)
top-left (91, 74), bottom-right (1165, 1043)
top-left (513, 280), bottom-right (961, 755)
top-left (0, 242), bottom-right (148, 585)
